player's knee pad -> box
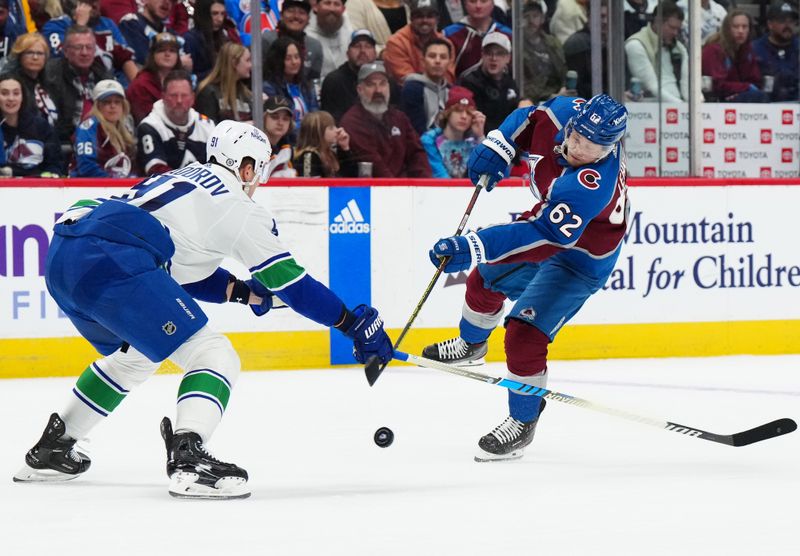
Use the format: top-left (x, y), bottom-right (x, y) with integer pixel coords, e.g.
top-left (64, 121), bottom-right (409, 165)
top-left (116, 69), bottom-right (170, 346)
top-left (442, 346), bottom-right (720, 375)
top-left (95, 346), bottom-right (161, 390)
top-left (504, 318), bottom-right (549, 385)
top-left (169, 326), bottom-right (241, 389)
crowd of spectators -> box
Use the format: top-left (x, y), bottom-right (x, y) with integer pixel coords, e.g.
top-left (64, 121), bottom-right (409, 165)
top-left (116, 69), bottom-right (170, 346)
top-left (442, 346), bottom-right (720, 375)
top-left (0, 0), bottom-right (795, 178)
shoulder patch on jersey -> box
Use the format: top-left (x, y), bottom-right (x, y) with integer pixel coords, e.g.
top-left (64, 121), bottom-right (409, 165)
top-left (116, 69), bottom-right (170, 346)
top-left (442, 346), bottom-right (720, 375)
top-left (79, 118), bottom-right (95, 130)
top-left (577, 168), bottom-right (601, 190)
top-left (572, 98), bottom-right (586, 111)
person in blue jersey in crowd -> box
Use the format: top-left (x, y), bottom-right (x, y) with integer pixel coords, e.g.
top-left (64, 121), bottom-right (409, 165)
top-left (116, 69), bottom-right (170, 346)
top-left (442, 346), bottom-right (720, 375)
top-left (225, 0), bottom-right (279, 46)
top-left (118, 0), bottom-right (192, 69)
top-left (263, 36), bottom-right (319, 134)
top-left (42, 0), bottom-right (138, 84)
top-left (14, 120), bottom-right (393, 499)
top-left (0, 0), bottom-right (26, 63)
top-left (424, 94), bottom-right (629, 462)
top-left (0, 74), bottom-right (63, 176)
top-left (72, 79), bottom-right (136, 177)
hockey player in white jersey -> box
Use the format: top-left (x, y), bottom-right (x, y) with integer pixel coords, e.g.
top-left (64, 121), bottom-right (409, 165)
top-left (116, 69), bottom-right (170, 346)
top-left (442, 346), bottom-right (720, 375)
top-left (14, 120), bottom-right (393, 499)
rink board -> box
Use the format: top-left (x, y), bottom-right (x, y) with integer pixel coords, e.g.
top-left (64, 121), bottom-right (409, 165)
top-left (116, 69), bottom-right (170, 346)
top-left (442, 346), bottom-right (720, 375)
top-left (1, 178), bottom-right (799, 378)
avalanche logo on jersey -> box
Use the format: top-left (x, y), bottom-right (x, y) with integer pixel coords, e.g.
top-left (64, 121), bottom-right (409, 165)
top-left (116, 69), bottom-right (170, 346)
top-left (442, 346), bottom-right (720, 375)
top-left (104, 152), bottom-right (132, 178)
top-left (7, 137), bottom-right (44, 169)
top-left (577, 168), bottom-right (601, 190)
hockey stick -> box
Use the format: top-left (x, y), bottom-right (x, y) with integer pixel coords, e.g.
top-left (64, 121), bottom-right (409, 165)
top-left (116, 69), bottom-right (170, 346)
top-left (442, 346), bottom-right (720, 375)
top-left (365, 175), bottom-right (489, 386)
top-left (381, 350), bottom-right (797, 447)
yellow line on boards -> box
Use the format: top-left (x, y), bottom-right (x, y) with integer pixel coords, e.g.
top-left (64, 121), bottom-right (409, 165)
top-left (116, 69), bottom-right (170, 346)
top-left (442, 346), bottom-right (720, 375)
top-left (1, 321), bottom-right (797, 379)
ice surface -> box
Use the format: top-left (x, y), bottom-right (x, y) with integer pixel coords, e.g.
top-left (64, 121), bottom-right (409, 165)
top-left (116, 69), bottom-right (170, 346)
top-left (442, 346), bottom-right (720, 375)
top-left (1, 355), bottom-right (798, 556)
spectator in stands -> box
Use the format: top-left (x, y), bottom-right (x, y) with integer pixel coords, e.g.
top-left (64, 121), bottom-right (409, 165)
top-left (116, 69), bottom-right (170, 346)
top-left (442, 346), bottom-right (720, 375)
top-left (263, 95), bottom-right (297, 177)
top-left (0, 0), bottom-right (25, 62)
top-left (183, 0), bottom-right (241, 80)
top-left (625, 1), bottom-right (688, 102)
top-left (401, 37), bottom-right (452, 134)
top-left (264, 36), bottom-right (319, 132)
top-left (458, 31), bottom-right (518, 132)
top-left (262, 0), bottom-right (323, 80)
top-left (550, 0), bottom-right (588, 45)
top-left (676, 0), bottom-right (726, 43)
top-left (341, 61), bottom-right (431, 177)
top-left (444, 0), bottom-right (511, 79)
top-left (195, 42), bottom-right (253, 124)
top-left (294, 110), bottom-right (357, 177)
top-left (226, 0), bottom-right (278, 47)
top-left (100, 0), bottom-right (135, 23)
top-left (6, 32), bottom-right (59, 127)
top-left (384, 0), bottom-right (454, 84)
top-left (624, 0), bottom-right (651, 39)
top-left (42, 0), bottom-right (138, 83)
top-left (434, 0), bottom-right (464, 28)
top-left (564, 0), bottom-right (608, 100)
top-left (321, 28), bottom-right (401, 122)
top-left (136, 69), bottom-right (215, 174)
top-left (421, 85), bottom-right (484, 178)
top-left (30, 0), bottom-right (63, 30)
top-left (44, 25), bottom-right (114, 145)
top-left (753, 1), bottom-right (799, 102)
top-left (306, 0), bottom-right (353, 79)
top-left (72, 79), bottom-right (136, 177)
top-left (0, 74), bottom-right (63, 177)
top-left (127, 32), bottom-right (184, 124)
top-left (703, 9), bottom-right (768, 102)
top-left (346, 0), bottom-right (408, 51)
top-left (521, 1), bottom-right (565, 103)
top-left (119, 0), bottom-right (192, 70)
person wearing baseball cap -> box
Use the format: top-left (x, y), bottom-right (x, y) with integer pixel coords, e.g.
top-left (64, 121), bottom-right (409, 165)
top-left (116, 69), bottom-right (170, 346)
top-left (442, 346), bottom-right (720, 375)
top-left (384, 0), bottom-right (455, 84)
top-left (459, 30), bottom-right (520, 131)
top-left (321, 29), bottom-right (401, 122)
top-left (263, 96), bottom-right (298, 177)
top-left (443, 0), bottom-right (512, 78)
top-left (261, 0), bottom-right (323, 80)
top-left (72, 79), bottom-right (136, 177)
top-left (752, 1), bottom-right (799, 101)
top-left (421, 85), bottom-right (486, 178)
top-left (340, 60), bottom-right (432, 177)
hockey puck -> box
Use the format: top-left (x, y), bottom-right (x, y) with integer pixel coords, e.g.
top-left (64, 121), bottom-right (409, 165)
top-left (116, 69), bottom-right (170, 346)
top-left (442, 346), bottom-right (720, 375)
top-left (373, 427), bottom-right (394, 448)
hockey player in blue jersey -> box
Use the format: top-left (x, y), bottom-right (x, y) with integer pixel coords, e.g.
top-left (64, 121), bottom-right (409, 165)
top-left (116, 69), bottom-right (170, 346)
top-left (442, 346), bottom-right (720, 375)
top-left (14, 120), bottom-right (393, 498)
top-left (424, 94), bottom-right (629, 462)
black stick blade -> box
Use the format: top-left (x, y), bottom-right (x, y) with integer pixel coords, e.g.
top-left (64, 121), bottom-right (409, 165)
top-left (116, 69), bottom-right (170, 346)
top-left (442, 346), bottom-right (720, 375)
top-left (365, 356), bottom-right (387, 387)
top-left (731, 418), bottom-right (797, 447)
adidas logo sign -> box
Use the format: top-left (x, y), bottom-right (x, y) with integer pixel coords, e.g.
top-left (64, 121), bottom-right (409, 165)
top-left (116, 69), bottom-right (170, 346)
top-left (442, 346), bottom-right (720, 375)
top-left (330, 199), bottom-right (370, 234)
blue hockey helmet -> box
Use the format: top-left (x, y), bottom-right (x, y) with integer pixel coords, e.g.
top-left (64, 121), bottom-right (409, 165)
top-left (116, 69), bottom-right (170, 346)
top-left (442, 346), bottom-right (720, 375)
top-left (566, 94), bottom-right (628, 147)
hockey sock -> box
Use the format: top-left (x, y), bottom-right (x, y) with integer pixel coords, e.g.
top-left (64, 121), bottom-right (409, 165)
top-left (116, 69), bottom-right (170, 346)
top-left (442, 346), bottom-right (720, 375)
top-left (176, 369), bottom-right (232, 441)
top-left (65, 362), bottom-right (130, 439)
top-left (508, 390), bottom-right (543, 422)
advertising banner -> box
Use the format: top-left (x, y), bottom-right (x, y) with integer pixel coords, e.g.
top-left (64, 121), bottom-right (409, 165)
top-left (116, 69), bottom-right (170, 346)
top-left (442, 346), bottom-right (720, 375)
top-left (626, 103), bottom-right (800, 178)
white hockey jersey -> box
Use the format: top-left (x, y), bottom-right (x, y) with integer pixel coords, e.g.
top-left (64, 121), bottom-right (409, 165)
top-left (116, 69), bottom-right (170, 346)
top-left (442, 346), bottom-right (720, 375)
top-left (57, 162), bottom-right (307, 291)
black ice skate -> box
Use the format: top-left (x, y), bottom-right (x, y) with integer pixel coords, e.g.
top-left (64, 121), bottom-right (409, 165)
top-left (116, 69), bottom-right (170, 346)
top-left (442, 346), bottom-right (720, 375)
top-left (161, 417), bottom-right (250, 500)
top-left (13, 413), bottom-right (91, 482)
top-left (475, 400), bottom-right (547, 462)
top-left (422, 337), bottom-right (488, 366)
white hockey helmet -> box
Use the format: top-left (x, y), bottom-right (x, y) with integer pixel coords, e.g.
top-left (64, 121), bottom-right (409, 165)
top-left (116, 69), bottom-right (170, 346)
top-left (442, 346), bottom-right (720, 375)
top-left (207, 120), bottom-right (272, 195)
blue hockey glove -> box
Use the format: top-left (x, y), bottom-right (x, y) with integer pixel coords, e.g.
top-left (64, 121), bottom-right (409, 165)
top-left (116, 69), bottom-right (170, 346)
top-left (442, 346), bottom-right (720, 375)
top-left (468, 130), bottom-right (515, 191)
top-left (344, 304), bottom-right (393, 364)
top-left (244, 278), bottom-right (274, 316)
top-left (428, 232), bottom-right (486, 273)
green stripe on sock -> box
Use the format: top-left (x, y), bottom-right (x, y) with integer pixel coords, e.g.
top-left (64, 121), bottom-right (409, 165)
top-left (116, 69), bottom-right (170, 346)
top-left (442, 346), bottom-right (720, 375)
top-left (253, 258), bottom-right (305, 290)
top-left (178, 372), bottom-right (231, 410)
top-left (74, 366), bottom-right (127, 412)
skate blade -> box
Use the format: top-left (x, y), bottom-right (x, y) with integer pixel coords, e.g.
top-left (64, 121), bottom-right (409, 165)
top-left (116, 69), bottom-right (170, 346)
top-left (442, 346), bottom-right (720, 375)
top-left (474, 448), bottom-right (525, 463)
top-left (13, 464), bottom-right (82, 483)
top-left (168, 472), bottom-right (251, 500)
